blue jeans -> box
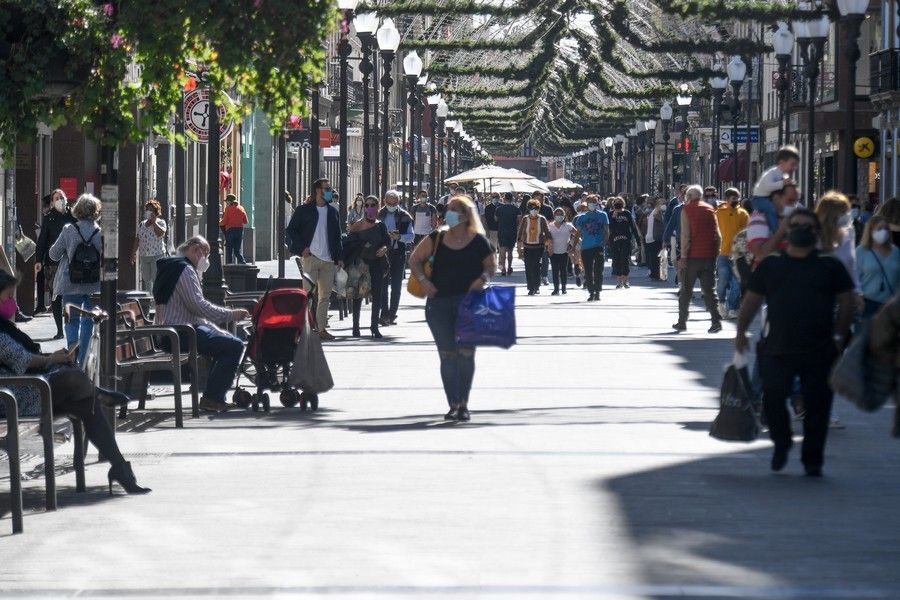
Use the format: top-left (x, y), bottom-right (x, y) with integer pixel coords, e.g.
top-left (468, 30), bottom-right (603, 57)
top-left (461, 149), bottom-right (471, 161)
top-left (716, 255), bottom-right (740, 311)
top-left (194, 325), bottom-right (244, 402)
top-left (62, 294), bottom-right (95, 366)
top-left (224, 228), bottom-right (245, 264)
top-left (425, 295), bottom-right (476, 407)
top-left (380, 247), bottom-right (405, 321)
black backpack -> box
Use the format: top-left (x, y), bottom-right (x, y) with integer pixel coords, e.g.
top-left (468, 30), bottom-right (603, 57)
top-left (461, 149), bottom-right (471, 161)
top-left (68, 226), bottom-right (101, 284)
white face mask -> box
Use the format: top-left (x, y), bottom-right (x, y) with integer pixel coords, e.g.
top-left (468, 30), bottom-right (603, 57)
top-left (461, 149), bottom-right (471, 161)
top-left (386, 204), bottom-right (398, 213)
top-left (587, 203), bottom-right (597, 212)
top-left (781, 204), bottom-right (796, 218)
top-left (54, 199), bottom-right (66, 212)
top-left (529, 209), bottom-right (538, 217)
top-left (873, 229), bottom-right (890, 245)
top-left (197, 255), bottom-right (210, 274)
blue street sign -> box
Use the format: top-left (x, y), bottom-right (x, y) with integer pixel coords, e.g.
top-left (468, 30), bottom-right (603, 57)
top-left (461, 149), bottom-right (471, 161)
top-left (721, 127), bottom-right (760, 144)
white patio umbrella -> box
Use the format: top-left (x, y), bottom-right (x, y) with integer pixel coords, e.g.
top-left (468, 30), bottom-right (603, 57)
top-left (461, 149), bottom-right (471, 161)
top-left (546, 178), bottom-right (583, 190)
top-left (444, 164), bottom-right (533, 184)
top-left (474, 178), bottom-right (550, 194)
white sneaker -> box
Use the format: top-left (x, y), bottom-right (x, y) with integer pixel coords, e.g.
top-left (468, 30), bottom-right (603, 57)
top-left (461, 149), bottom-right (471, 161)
top-left (726, 309), bottom-right (739, 320)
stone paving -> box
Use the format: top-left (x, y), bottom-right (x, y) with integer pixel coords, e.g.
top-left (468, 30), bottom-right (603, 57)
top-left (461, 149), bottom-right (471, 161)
top-left (1, 259), bottom-right (898, 599)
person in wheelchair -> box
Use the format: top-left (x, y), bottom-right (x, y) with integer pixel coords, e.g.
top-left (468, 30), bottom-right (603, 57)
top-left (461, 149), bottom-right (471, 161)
top-left (153, 236), bottom-right (249, 413)
top-left (0, 271), bottom-right (149, 495)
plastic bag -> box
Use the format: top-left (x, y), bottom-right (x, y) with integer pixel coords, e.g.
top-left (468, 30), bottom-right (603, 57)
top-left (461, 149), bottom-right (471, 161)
top-left (658, 246), bottom-right (668, 281)
top-left (830, 320), bottom-right (895, 412)
top-left (456, 286), bottom-right (516, 349)
top-left (333, 267), bottom-right (348, 298)
top-left (288, 317), bottom-right (334, 394)
top-left (710, 363), bottom-right (760, 442)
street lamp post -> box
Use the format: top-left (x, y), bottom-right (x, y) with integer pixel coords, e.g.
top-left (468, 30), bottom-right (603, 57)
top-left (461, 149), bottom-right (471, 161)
top-left (660, 101), bottom-right (673, 198)
top-left (453, 121), bottom-right (463, 175)
top-left (794, 2), bottom-right (831, 205)
top-left (676, 84), bottom-right (692, 184)
top-left (627, 128), bottom-right (637, 196)
top-left (773, 22), bottom-right (795, 147)
top-left (838, 0), bottom-right (868, 196)
top-left (645, 120), bottom-right (657, 195)
top-left (377, 18), bottom-right (400, 198)
top-left (336, 0), bottom-right (357, 226)
top-left (427, 91), bottom-right (440, 200)
top-left (636, 121), bottom-right (647, 195)
top-left (709, 64), bottom-right (728, 189)
top-left (354, 11), bottom-right (379, 197)
top-left (403, 51), bottom-right (423, 205)
top-left (603, 137), bottom-right (614, 196)
top-left (436, 99), bottom-right (448, 198)
top-left (727, 55), bottom-right (747, 188)
top-left (614, 134), bottom-right (625, 194)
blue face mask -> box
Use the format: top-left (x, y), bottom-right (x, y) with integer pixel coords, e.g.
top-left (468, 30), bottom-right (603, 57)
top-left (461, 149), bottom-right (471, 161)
top-left (445, 210), bottom-right (461, 228)
top-left (322, 189), bottom-right (334, 203)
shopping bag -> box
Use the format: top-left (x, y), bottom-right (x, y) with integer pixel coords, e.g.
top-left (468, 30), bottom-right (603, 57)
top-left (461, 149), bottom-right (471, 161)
top-left (710, 362), bottom-right (760, 442)
top-left (830, 320), bottom-right (895, 412)
top-left (456, 285), bottom-right (516, 349)
top-left (658, 246), bottom-right (668, 280)
top-left (288, 317), bottom-right (335, 394)
top-left (333, 267), bottom-right (348, 298)
top-left (15, 233), bottom-right (36, 262)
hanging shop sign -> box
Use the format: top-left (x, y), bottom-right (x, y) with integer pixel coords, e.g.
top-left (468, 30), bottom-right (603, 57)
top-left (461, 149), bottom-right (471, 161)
top-left (853, 136), bottom-right (876, 159)
top-left (183, 89), bottom-right (235, 143)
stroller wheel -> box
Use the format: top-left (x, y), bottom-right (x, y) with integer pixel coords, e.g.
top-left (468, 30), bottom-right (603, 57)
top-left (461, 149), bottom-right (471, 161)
top-left (251, 394), bottom-right (262, 412)
top-left (279, 390), bottom-right (298, 408)
top-left (263, 393), bottom-right (271, 412)
top-left (233, 389), bottom-right (252, 408)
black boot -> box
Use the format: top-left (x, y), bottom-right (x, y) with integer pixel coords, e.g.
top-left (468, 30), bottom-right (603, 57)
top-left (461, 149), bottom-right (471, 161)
top-left (96, 387), bottom-right (131, 407)
top-left (15, 310), bottom-right (32, 323)
top-left (108, 461), bottom-right (151, 495)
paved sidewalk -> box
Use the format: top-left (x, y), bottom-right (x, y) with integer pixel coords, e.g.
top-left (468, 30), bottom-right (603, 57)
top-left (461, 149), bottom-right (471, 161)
top-left (2, 259), bottom-right (899, 599)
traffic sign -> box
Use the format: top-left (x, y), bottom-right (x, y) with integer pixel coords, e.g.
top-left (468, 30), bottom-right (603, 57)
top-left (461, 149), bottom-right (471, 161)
top-left (721, 127), bottom-right (760, 144)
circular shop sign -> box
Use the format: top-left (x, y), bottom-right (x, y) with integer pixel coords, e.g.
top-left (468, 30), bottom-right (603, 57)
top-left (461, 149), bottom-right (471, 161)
top-left (853, 136), bottom-right (875, 159)
top-left (183, 89), bottom-right (234, 143)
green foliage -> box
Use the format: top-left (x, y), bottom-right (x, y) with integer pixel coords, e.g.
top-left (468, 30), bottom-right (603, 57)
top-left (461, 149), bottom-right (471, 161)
top-left (0, 0), bottom-right (337, 160)
top-left (358, 0), bottom-right (544, 18)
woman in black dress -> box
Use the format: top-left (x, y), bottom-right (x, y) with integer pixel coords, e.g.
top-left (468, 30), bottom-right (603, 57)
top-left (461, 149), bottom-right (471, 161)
top-left (345, 196), bottom-right (390, 339)
top-left (608, 197), bottom-right (642, 288)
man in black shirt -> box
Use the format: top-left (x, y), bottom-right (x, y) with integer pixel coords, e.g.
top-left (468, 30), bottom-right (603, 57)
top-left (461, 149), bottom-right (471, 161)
top-left (736, 208), bottom-right (855, 477)
top-left (484, 193), bottom-right (500, 251)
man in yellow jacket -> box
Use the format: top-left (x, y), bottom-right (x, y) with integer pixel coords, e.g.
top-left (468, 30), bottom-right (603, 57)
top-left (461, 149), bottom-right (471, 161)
top-left (715, 187), bottom-right (749, 319)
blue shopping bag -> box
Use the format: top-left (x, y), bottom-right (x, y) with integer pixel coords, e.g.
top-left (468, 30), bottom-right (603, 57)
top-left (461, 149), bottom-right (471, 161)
top-left (456, 286), bottom-right (517, 349)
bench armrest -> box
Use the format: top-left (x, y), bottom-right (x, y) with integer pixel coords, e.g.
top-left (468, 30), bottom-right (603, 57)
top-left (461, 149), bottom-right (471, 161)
top-left (117, 327), bottom-right (181, 365)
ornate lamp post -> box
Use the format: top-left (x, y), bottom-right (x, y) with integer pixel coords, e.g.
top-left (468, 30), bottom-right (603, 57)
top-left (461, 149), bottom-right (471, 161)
top-left (376, 18), bottom-right (400, 197)
top-left (436, 99), bottom-right (448, 197)
top-left (660, 101), bottom-right (673, 197)
top-left (837, 0), bottom-right (868, 196)
top-left (709, 63), bottom-right (728, 188)
top-left (627, 128), bottom-right (637, 195)
top-left (402, 50), bottom-right (423, 204)
top-left (794, 1), bottom-right (831, 205)
top-left (614, 134), bottom-right (625, 194)
top-left (636, 120), bottom-right (647, 195)
top-left (603, 137), bottom-right (614, 196)
top-left (336, 0), bottom-right (358, 223)
top-left (445, 120), bottom-right (457, 179)
top-left (675, 84), bottom-right (692, 185)
top-left (645, 120), bottom-right (657, 194)
top-left (727, 55), bottom-right (747, 187)
top-left (773, 22), bottom-right (795, 147)
top-left (427, 91), bottom-right (441, 200)
top-left (354, 11), bottom-right (379, 197)
top-left (453, 121), bottom-right (463, 175)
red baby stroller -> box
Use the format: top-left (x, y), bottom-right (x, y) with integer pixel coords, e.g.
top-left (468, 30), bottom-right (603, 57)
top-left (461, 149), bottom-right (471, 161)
top-left (232, 286), bottom-right (320, 412)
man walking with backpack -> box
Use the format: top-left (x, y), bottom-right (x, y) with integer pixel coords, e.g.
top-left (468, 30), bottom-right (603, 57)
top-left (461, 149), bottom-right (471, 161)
top-left (48, 194), bottom-right (103, 366)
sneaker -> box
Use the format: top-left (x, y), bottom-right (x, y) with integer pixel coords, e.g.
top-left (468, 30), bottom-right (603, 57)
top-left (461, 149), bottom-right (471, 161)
top-left (587, 292), bottom-right (595, 302)
top-left (708, 322), bottom-right (722, 334)
top-left (527, 290), bottom-right (536, 296)
top-left (551, 290), bottom-right (559, 296)
top-left (444, 407), bottom-right (458, 421)
top-left (616, 283), bottom-right (623, 289)
top-left (594, 293), bottom-right (600, 301)
top-left (562, 289), bottom-right (567, 295)
top-left (199, 397), bottom-right (231, 413)
top-left (672, 322), bottom-right (687, 332)
top-left (726, 309), bottom-right (740, 320)
top-left (575, 276), bottom-right (582, 287)
top-left (318, 330), bottom-right (336, 341)
top-left (457, 406), bottom-right (471, 422)
top-left (500, 270), bottom-right (507, 276)
top-left (623, 282), bottom-right (630, 289)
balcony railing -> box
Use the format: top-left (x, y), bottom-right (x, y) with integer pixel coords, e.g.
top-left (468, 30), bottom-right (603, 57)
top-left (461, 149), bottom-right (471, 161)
top-left (870, 48), bottom-right (900, 95)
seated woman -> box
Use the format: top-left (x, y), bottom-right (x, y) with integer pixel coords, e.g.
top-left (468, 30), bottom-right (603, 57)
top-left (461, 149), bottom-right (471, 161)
top-left (0, 271), bottom-right (149, 495)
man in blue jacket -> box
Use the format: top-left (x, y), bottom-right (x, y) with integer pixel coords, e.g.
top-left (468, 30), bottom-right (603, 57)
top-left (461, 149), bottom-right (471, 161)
top-left (286, 178), bottom-right (344, 340)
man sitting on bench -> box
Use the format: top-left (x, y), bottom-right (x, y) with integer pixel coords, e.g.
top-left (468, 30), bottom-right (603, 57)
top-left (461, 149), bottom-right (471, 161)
top-left (154, 236), bottom-right (249, 413)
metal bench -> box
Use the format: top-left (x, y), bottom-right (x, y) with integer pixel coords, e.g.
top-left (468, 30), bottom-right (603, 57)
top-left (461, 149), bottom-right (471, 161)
top-left (0, 376), bottom-right (87, 534)
top-left (115, 301), bottom-right (199, 428)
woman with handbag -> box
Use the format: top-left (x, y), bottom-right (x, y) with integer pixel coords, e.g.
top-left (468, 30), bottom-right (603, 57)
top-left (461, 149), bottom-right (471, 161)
top-left (857, 215), bottom-right (900, 318)
top-left (409, 195), bottom-right (495, 422)
top-left (346, 195), bottom-right (390, 338)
